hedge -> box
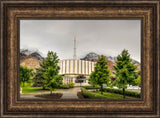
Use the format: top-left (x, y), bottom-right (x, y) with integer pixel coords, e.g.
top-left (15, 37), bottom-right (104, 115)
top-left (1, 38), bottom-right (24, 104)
top-left (83, 86), bottom-right (100, 89)
top-left (59, 82), bottom-right (75, 89)
top-left (59, 84), bottom-right (70, 89)
top-left (103, 88), bottom-right (141, 98)
top-left (81, 88), bottom-right (108, 99)
top-left (83, 86), bottom-right (141, 98)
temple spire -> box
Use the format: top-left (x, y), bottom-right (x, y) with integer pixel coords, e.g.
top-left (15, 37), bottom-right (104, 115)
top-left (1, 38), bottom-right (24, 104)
top-left (73, 36), bottom-right (77, 59)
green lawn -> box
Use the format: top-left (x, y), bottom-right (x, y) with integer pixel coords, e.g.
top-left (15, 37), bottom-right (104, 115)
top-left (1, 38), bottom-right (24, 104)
top-left (20, 82), bottom-right (63, 93)
top-left (21, 86), bottom-right (47, 93)
top-left (21, 86), bottom-right (64, 93)
top-left (95, 91), bottom-right (137, 99)
top-left (82, 87), bottom-right (138, 99)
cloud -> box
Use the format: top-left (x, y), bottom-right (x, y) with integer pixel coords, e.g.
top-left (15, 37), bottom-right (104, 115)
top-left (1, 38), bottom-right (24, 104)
top-left (20, 20), bottom-right (141, 62)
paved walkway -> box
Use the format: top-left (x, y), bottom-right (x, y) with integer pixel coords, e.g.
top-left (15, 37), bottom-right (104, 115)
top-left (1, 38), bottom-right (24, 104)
top-left (20, 87), bottom-right (81, 99)
top-left (60, 87), bottom-right (81, 99)
top-left (20, 92), bottom-right (54, 100)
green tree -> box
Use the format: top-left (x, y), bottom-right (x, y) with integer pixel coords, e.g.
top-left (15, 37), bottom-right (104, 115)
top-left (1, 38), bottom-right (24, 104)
top-left (88, 72), bottom-right (97, 87)
top-left (33, 61), bottom-right (46, 89)
top-left (42, 51), bottom-right (63, 95)
top-left (135, 75), bottom-right (141, 87)
top-left (91, 55), bottom-right (111, 94)
top-left (20, 66), bottom-right (34, 87)
top-left (112, 49), bottom-right (137, 98)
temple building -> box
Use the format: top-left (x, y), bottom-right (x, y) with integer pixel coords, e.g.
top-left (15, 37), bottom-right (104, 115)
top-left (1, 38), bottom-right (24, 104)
top-left (58, 36), bottom-right (96, 86)
top-left (58, 59), bottom-right (96, 86)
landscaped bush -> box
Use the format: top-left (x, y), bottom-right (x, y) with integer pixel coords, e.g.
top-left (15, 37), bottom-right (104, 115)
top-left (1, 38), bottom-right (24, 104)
top-left (82, 86), bottom-right (100, 89)
top-left (68, 82), bottom-right (75, 88)
top-left (103, 88), bottom-right (141, 98)
top-left (81, 88), bottom-right (108, 99)
top-left (59, 84), bottom-right (70, 89)
top-left (82, 86), bottom-right (141, 98)
top-left (59, 82), bottom-right (75, 89)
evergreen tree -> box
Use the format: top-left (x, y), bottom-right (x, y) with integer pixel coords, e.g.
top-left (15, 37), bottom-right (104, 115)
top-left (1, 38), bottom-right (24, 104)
top-left (113, 49), bottom-right (137, 98)
top-left (91, 55), bottom-right (111, 94)
top-left (42, 51), bottom-right (63, 95)
top-left (20, 66), bottom-right (34, 87)
top-left (88, 72), bottom-right (97, 87)
top-left (33, 61), bottom-right (46, 89)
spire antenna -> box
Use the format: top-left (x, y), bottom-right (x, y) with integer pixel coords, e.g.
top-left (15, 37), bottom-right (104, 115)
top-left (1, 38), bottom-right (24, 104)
top-left (73, 36), bottom-right (77, 59)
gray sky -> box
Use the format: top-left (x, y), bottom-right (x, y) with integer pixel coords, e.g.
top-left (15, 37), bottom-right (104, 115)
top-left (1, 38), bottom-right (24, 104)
top-left (20, 20), bottom-right (141, 62)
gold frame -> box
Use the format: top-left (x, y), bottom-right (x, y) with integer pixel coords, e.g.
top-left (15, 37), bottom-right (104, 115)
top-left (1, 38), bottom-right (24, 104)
top-left (0, 0), bottom-right (159, 117)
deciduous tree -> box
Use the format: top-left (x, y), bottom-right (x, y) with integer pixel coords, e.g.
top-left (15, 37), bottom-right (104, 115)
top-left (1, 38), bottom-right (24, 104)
top-left (113, 49), bottom-right (137, 98)
top-left (42, 51), bottom-right (63, 95)
top-left (20, 66), bottom-right (34, 87)
top-left (135, 75), bottom-right (141, 87)
top-left (91, 55), bottom-right (111, 94)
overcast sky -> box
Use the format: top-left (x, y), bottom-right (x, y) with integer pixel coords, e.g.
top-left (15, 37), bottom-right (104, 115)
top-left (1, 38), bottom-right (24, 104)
top-left (20, 20), bottom-right (141, 62)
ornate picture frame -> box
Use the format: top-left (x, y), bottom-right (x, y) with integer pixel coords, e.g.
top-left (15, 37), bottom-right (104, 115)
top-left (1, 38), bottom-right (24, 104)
top-left (0, 0), bottom-right (159, 117)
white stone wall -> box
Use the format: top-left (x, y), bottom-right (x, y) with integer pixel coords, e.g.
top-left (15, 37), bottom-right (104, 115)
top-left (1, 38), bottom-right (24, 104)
top-left (59, 59), bottom-right (96, 76)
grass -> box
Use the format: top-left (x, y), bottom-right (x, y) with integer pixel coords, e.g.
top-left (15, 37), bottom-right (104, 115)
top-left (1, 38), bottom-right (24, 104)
top-left (83, 86), bottom-right (141, 98)
top-left (21, 86), bottom-right (48, 93)
top-left (21, 86), bottom-right (64, 93)
top-left (81, 88), bottom-right (138, 99)
top-left (96, 91), bottom-right (137, 99)
top-left (20, 82), bottom-right (63, 93)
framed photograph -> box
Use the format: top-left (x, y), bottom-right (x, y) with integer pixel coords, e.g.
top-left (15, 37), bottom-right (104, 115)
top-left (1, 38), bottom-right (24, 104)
top-left (0, 0), bottom-right (159, 117)
top-left (19, 19), bottom-right (141, 100)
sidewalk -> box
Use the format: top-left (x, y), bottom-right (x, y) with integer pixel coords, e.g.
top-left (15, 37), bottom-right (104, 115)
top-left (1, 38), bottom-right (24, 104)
top-left (20, 87), bottom-right (81, 99)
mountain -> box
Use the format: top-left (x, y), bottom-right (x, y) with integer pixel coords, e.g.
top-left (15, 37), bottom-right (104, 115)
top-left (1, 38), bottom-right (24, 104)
top-left (20, 52), bottom-right (27, 59)
top-left (20, 57), bottom-right (41, 72)
top-left (106, 56), bottom-right (117, 62)
top-left (20, 49), bottom-right (44, 60)
top-left (28, 52), bottom-right (44, 60)
top-left (81, 52), bottom-right (140, 65)
top-left (81, 52), bottom-right (99, 61)
top-left (20, 49), bottom-right (44, 72)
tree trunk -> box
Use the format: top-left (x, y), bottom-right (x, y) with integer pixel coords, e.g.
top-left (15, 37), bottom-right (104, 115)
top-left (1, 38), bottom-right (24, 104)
top-left (123, 88), bottom-right (125, 99)
top-left (101, 84), bottom-right (103, 94)
top-left (122, 80), bottom-right (125, 98)
top-left (23, 82), bottom-right (25, 87)
top-left (42, 85), bottom-right (45, 90)
top-left (50, 90), bottom-right (52, 95)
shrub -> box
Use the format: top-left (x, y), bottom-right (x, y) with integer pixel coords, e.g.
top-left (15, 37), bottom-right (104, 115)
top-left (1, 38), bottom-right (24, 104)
top-left (68, 82), bottom-right (75, 88)
top-left (81, 88), bottom-right (108, 99)
top-left (82, 86), bottom-right (100, 89)
top-left (59, 84), bottom-right (70, 89)
top-left (82, 86), bottom-right (141, 98)
top-left (103, 88), bottom-right (141, 98)
top-left (59, 82), bottom-right (75, 89)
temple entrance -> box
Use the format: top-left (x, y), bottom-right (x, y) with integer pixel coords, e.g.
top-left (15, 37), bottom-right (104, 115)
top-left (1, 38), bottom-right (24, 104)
top-left (75, 75), bottom-right (87, 87)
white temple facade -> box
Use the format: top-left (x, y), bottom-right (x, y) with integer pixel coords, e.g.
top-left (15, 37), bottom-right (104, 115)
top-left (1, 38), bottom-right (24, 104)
top-left (58, 59), bottom-right (96, 86)
top-left (58, 36), bottom-right (96, 86)
top-left (58, 59), bottom-right (96, 76)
